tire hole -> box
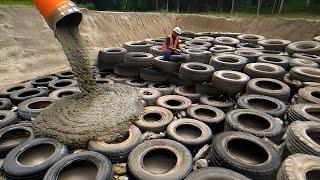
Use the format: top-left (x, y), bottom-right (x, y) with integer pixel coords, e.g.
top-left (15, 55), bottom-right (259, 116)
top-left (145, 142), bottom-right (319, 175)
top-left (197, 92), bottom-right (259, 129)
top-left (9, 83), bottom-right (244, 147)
top-left (143, 113), bottom-right (162, 122)
top-left (222, 73), bottom-right (241, 80)
top-left (55, 81), bottom-right (73, 87)
top-left (165, 100), bottom-right (182, 107)
top-left (306, 129), bottom-right (320, 145)
top-left (305, 108), bottom-right (320, 119)
top-left (238, 114), bottom-right (271, 131)
top-left (256, 81), bottom-right (283, 90)
top-left (255, 65), bottom-right (275, 72)
top-left (58, 160), bottom-right (98, 180)
top-left (247, 98), bottom-right (278, 110)
top-left (17, 143), bottom-right (55, 166)
top-left (311, 92), bottom-right (320, 99)
top-left (7, 86), bottom-right (25, 92)
top-left (306, 169), bottom-right (320, 180)
top-left (143, 149), bottom-right (177, 174)
top-left (35, 78), bottom-right (52, 83)
top-left (28, 100), bottom-right (53, 109)
top-left (218, 57), bottom-right (239, 63)
top-left (195, 108), bottom-right (217, 119)
top-left (176, 124), bottom-right (202, 139)
top-left (18, 90), bottom-right (40, 97)
top-left (0, 129), bottom-right (31, 146)
top-left (0, 115), bottom-right (5, 120)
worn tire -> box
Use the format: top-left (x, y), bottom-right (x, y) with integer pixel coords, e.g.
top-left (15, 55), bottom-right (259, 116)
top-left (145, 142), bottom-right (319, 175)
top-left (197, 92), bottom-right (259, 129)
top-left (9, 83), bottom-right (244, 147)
top-left (257, 55), bottom-right (290, 70)
top-left (48, 79), bottom-right (79, 90)
top-left (125, 78), bottom-right (148, 88)
top-left (237, 34), bottom-right (266, 44)
top-left (289, 58), bottom-right (319, 68)
top-left (114, 63), bottom-right (140, 77)
top-left (29, 76), bottom-right (59, 87)
top-left (97, 47), bottom-right (126, 69)
top-left (88, 125), bottom-right (142, 163)
top-left (148, 82), bottom-right (176, 96)
top-left (140, 67), bottom-right (169, 82)
top-left (0, 110), bottom-right (18, 129)
top-left (173, 86), bottom-right (200, 103)
top-left (17, 97), bottom-right (55, 120)
top-left (297, 86), bottom-right (320, 104)
top-left (10, 87), bottom-right (48, 105)
top-left (193, 36), bottom-right (215, 43)
top-left (234, 49), bottom-right (263, 63)
top-left (287, 104), bottom-right (320, 122)
top-left (199, 95), bottom-right (235, 112)
top-left (49, 87), bottom-right (81, 100)
top-left (156, 95), bottom-right (192, 112)
top-left (187, 105), bottom-right (225, 126)
top-left (213, 37), bottom-right (240, 47)
top-left (149, 45), bottom-right (163, 57)
top-left (209, 54), bottom-right (248, 71)
top-left (185, 167), bottom-right (250, 180)
top-left (0, 98), bottom-right (12, 110)
top-left (185, 49), bottom-right (212, 64)
top-left (123, 52), bottom-right (154, 67)
top-left (289, 67), bottom-right (320, 82)
top-left (153, 56), bottom-right (180, 73)
top-left (185, 40), bottom-right (212, 47)
top-left (195, 82), bottom-right (220, 96)
top-left (106, 74), bottom-right (128, 83)
top-left (292, 53), bottom-right (320, 63)
top-left (179, 62), bottom-right (214, 83)
top-left (237, 43), bottom-right (264, 50)
top-left (258, 39), bottom-right (291, 51)
top-left (209, 45), bottom-right (235, 55)
top-left (138, 88), bottom-right (161, 106)
top-left (55, 70), bottom-right (74, 79)
top-left (286, 41), bottom-right (320, 55)
top-left (244, 63), bottom-right (286, 80)
top-left (123, 40), bottom-right (152, 53)
top-left (0, 83), bottom-right (33, 98)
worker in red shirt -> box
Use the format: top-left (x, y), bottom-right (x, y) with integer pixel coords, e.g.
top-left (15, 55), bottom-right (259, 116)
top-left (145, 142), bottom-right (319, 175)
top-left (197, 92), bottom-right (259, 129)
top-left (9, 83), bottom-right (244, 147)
top-left (162, 27), bottom-right (184, 61)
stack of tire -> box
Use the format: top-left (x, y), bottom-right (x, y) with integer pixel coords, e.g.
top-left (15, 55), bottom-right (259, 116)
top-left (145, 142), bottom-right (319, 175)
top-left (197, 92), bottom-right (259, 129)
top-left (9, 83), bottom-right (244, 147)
top-left (1, 31), bottom-right (320, 180)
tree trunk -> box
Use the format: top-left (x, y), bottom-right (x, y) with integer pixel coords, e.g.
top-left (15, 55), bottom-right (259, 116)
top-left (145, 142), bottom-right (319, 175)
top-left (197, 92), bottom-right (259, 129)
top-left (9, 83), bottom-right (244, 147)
top-left (257, 0), bottom-right (262, 14)
top-left (279, 0), bottom-right (284, 14)
top-left (220, 0), bottom-right (223, 12)
top-left (307, 0), bottom-right (310, 7)
top-left (272, 0), bottom-right (277, 14)
top-left (177, 0), bottom-right (179, 13)
top-left (167, 0), bottom-right (169, 10)
top-left (231, 0), bottom-right (235, 13)
top-left (156, 0), bottom-right (158, 11)
top-left (188, 0), bottom-right (192, 12)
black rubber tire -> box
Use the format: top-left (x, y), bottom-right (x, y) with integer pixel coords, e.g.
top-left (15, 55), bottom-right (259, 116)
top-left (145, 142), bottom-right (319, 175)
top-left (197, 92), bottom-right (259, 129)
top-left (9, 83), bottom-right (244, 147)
top-left (287, 104), bottom-right (320, 122)
top-left (97, 47), bottom-right (126, 70)
top-left (88, 125), bottom-right (142, 163)
top-left (138, 88), bottom-right (161, 106)
top-left (289, 58), bottom-right (319, 68)
top-left (289, 67), bottom-right (320, 83)
top-left (0, 124), bottom-right (35, 158)
top-left (149, 45), bottom-right (163, 57)
top-left (48, 79), bottom-right (79, 90)
top-left (128, 139), bottom-right (192, 180)
top-left (10, 87), bottom-right (48, 106)
top-left (17, 97), bottom-right (55, 120)
top-left (237, 43), bottom-right (265, 50)
top-left (209, 54), bottom-right (248, 71)
top-left (185, 167), bottom-right (250, 180)
top-left (199, 95), bottom-right (235, 112)
top-left (207, 131), bottom-right (281, 180)
top-left (0, 110), bottom-right (18, 129)
top-left (246, 78), bottom-right (291, 102)
top-left (209, 45), bottom-right (235, 55)
top-left (144, 38), bottom-right (164, 45)
top-left (257, 55), bottom-right (290, 70)
top-left (185, 40), bottom-right (212, 47)
top-left (181, 31), bottom-right (195, 38)
top-left (94, 68), bottom-right (113, 78)
top-left (195, 82), bottom-right (220, 96)
top-left (244, 63), bottom-right (286, 80)
top-left (261, 49), bottom-right (289, 56)
top-left (140, 67), bottom-right (169, 82)
top-left (123, 52), bottom-right (154, 68)
top-left (3, 138), bottom-right (68, 179)
top-left (297, 86), bottom-right (320, 104)
top-left (49, 87), bottom-right (81, 100)
top-left (29, 76), bottom-right (59, 87)
top-left (0, 98), bottom-right (12, 110)
top-left (153, 56), bottom-right (180, 73)
top-left (258, 39), bottom-right (291, 51)
top-left (292, 53), bottom-right (320, 64)
top-left (123, 40), bottom-right (152, 53)
top-left (237, 94), bottom-right (287, 118)
top-left (185, 49), bottom-right (212, 64)
top-left (55, 70), bottom-right (74, 79)
top-left (168, 73), bottom-right (195, 86)
top-left (276, 153), bottom-right (320, 180)
top-left (184, 45), bottom-right (208, 51)
top-left (0, 82), bottom-right (33, 98)
top-left (283, 73), bottom-right (302, 98)
top-left (44, 151), bottom-right (113, 180)
top-left (106, 74), bottom-right (128, 83)
top-left (193, 36), bottom-right (215, 43)
top-left (114, 63), bottom-right (140, 77)
top-left (96, 78), bottom-right (114, 85)
top-left (134, 106), bottom-right (173, 132)
top-left (173, 86), bottom-right (200, 103)
top-left (237, 34), bottom-right (266, 44)
top-left (125, 78), bottom-right (148, 88)
top-left (225, 109), bottom-right (283, 143)
top-left (212, 70), bottom-right (250, 97)
top-left (213, 36), bottom-right (240, 47)
top-left (179, 62), bottom-right (214, 83)
top-left (286, 41), bottom-right (320, 55)
top-left (156, 95), bottom-right (192, 112)
top-left (148, 82), bottom-right (176, 96)
top-left (219, 32), bottom-right (242, 38)
top-left (166, 118), bottom-right (212, 147)
top-left (234, 49), bottom-right (263, 63)
top-left (285, 121), bottom-right (320, 156)
top-left (187, 105), bottom-right (225, 126)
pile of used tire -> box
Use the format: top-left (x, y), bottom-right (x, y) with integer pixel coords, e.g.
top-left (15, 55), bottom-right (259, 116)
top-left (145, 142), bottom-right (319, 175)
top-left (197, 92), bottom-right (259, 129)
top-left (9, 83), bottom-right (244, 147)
top-left (0, 32), bottom-right (320, 180)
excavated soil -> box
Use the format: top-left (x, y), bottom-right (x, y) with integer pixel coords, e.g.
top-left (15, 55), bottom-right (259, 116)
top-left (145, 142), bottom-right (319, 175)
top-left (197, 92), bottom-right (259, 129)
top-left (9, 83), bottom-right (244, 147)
top-left (1, 6), bottom-right (320, 87)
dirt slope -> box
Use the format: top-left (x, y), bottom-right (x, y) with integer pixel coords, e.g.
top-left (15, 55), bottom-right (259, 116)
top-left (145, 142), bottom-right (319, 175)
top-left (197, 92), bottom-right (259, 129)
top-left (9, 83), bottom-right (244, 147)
top-left (0, 6), bottom-right (320, 87)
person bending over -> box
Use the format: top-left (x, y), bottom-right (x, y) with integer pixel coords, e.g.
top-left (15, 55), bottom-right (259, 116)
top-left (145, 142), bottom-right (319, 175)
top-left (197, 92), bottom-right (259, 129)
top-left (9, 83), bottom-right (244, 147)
top-left (162, 27), bottom-right (185, 61)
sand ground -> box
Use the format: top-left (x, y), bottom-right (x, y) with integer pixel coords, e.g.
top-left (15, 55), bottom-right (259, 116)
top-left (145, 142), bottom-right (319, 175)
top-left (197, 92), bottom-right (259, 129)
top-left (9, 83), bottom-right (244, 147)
top-left (0, 6), bottom-right (320, 87)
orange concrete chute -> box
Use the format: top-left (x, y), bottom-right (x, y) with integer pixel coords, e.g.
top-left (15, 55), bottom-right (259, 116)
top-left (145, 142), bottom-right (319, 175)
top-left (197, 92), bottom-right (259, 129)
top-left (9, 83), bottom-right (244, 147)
top-left (33, 0), bottom-right (82, 31)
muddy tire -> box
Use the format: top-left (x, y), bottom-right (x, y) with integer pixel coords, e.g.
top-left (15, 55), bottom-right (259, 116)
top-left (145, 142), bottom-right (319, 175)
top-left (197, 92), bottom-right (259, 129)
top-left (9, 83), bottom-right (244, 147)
top-left (123, 40), bottom-right (152, 53)
top-left (123, 52), bottom-right (154, 67)
top-left (199, 95), bottom-right (235, 112)
top-left (49, 87), bottom-right (81, 100)
top-left (138, 88), bottom-right (161, 106)
top-left (237, 94), bottom-right (287, 118)
top-left (225, 109), bottom-right (283, 143)
top-left (213, 37), bottom-right (240, 47)
top-left (287, 104), bottom-right (320, 122)
top-left (209, 54), bottom-right (248, 71)
top-left (209, 45), bottom-right (235, 55)
top-left (0, 83), bottom-right (33, 98)
top-left (185, 167), bottom-right (250, 180)
top-left (0, 98), bottom-right (12, 110)
top-left (148, 82), bottom-right (176, 96)
top-left (179, 62), bottom-right (214, 83)
top-left (0, 110), bottom-right (18, 129)
top-left (246, 78), bottom-right (291, 102)
top-left (156, 95), bottom-right (192, 112)
top-left (289, 67), bottom-right (320, 82)
top-left (167, 118), bottom-right (212, 147)
top-left (257, 55), bottom-right (290, 70)
top-left (286, 41), bottom-right (320, 55)
top-left (258, 39), bottom-right (291, 51)
top-left (234, 49), bottom-right (263, 63)
top-left (106, 74), bottom-right (128, 83)
top-left (237, 34), bottom-right (265, 44)
top-left (285, 121), bottom-right (320, 156)
top-left (0, 124), bottom-right (34, 158)
top-left (185, 49), bottom-right (212, 64)
top-left (125, 78), bottom-right (148, 88)
top-left (88, 125), bottom-right (142, 163)
top-left (17, 97), bottom-right (55, 120)
top-left (135, 106), bottom-right (173, 132)
top-left (276, 153), bottom-right (320, 180)
top-left (44, 151), bottom-right (113, 180)
top-left (3, 138), bottom-right (68, 179)
top-left (30, 76), bottom-right (58, 87)
top-left (97, 47), bottom-right (126, 69)
top-left (244, 63), bottom-right (286, 80)
top-left (96, 78), bottom-right (114, 85)
top-left (55, 70), bottom-right (74, 79)
top-left (173, 86), bottom-right (200, 103)
top-left (153, 56), bottom-right (180, 73)
top-left (207, 131), bottom-right (281, 179)
top-left (10, 87), bottom-right (48, 105)
top-left (128, 139), bottom-right (192, 180)
top-left (114, 63), bottom-right (140, 77)
top-left (297, 86), bottom-right (320, 104)
top-left (187, 104), bottom-right (225, 127)
top-left (48, 79), bottom-right (79, 90)
top-left (140, 67), bottom-right (169, 82)
top-left (292, 53), bottom-right (320, 63)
